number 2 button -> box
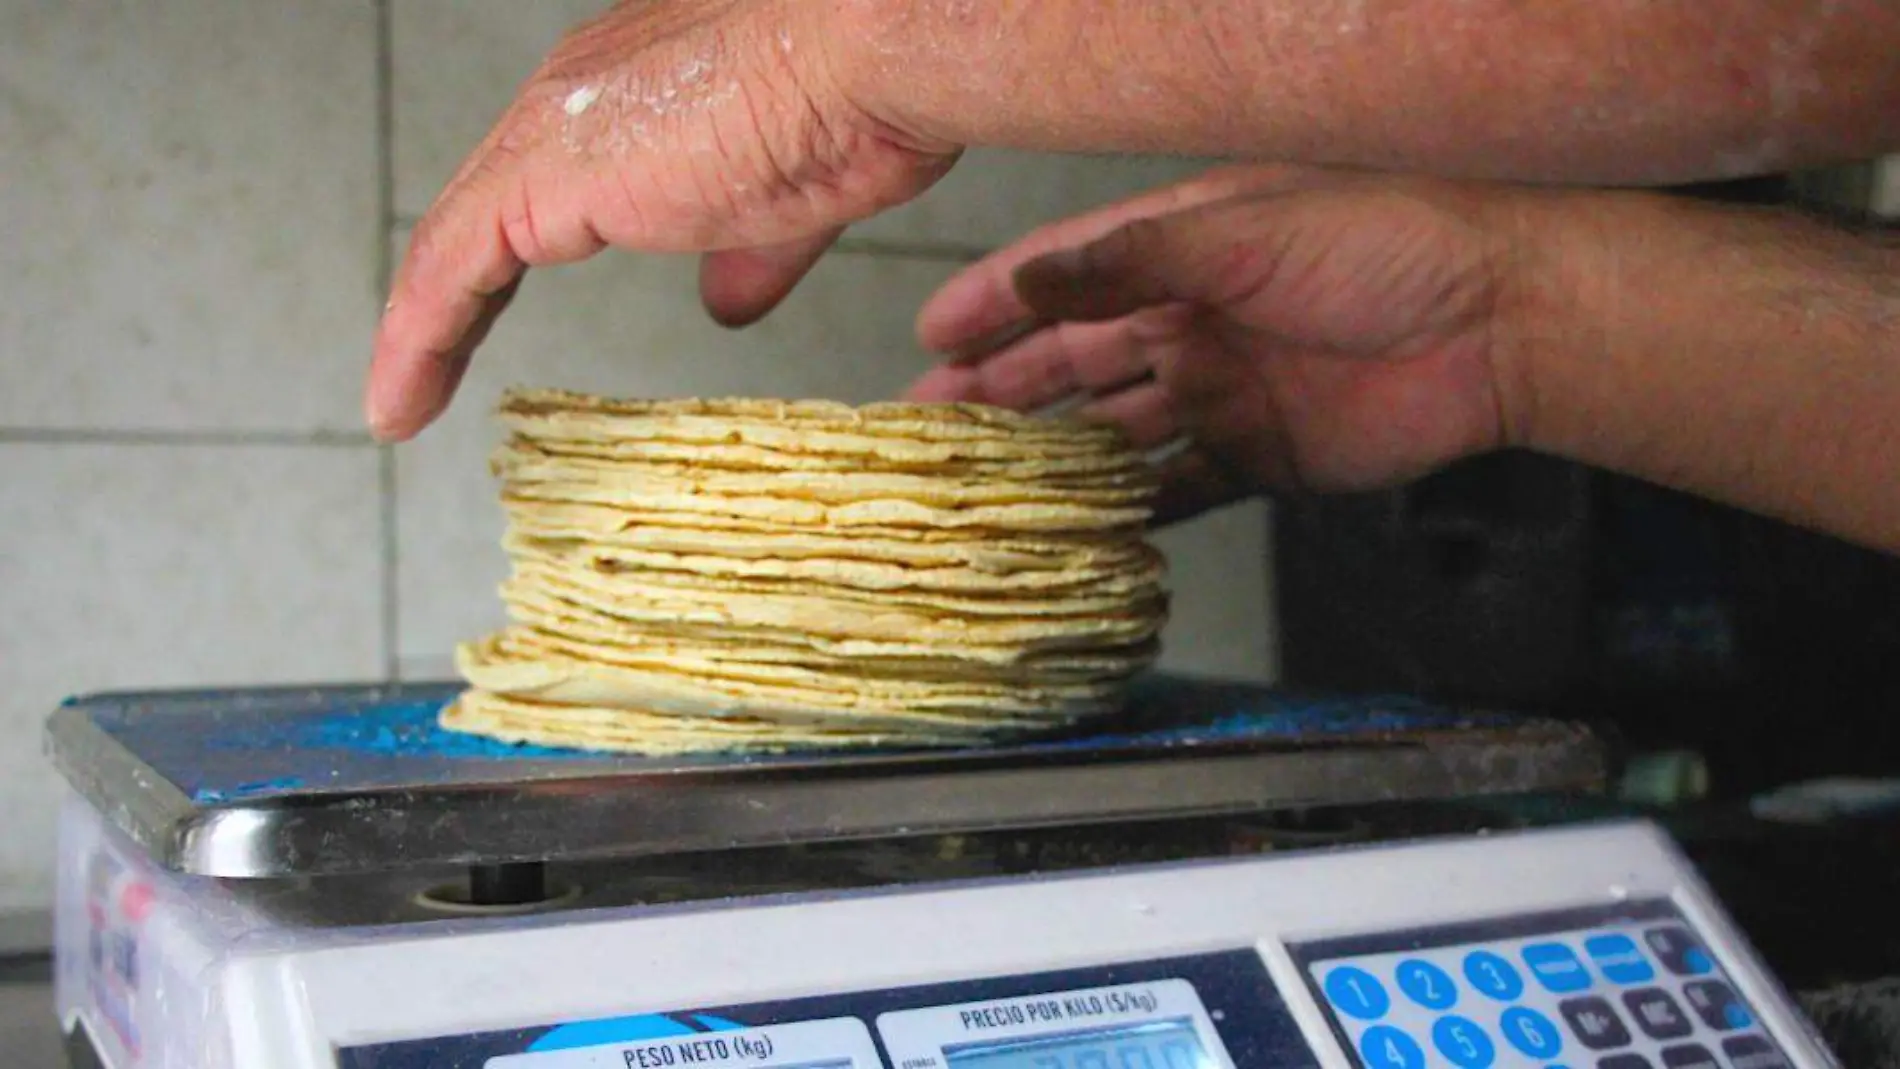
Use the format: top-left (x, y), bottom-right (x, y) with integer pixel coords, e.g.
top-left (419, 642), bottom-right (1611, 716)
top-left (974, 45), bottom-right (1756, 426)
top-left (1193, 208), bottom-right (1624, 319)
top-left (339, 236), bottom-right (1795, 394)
top-left (1396, 960), bottom-right (1458, 1011)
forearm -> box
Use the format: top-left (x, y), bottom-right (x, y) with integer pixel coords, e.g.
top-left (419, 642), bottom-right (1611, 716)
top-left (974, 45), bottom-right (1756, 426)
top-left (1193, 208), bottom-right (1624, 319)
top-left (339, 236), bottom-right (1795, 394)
top-left (1503, 191), bottom-right (1900, 552)
top-left (835, 0), bottom-right (1900, 184)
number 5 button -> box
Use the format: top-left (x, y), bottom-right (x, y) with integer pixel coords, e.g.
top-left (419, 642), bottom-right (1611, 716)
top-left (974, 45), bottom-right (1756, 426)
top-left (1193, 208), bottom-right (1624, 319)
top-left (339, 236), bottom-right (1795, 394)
top-left (1432, 1015), bottom-right (1496, 1069)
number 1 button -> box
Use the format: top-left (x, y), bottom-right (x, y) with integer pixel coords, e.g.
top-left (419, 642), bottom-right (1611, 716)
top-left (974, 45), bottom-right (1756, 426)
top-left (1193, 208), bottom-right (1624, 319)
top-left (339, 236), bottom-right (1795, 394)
top-left (1324, 966), bottom-right (1390, 1020)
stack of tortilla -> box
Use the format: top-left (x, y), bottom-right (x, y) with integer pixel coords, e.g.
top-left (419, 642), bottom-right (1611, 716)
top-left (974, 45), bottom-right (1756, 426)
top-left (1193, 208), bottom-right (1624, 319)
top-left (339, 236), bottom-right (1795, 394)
top-left (442, 387), bottom-right (1169, 754)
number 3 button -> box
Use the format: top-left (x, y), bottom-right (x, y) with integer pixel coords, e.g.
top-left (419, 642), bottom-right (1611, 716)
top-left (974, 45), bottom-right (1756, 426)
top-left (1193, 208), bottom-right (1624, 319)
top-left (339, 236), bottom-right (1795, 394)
top-left (1396, 959), bottom-right (1458, 1010)
top-left (1462, 951), bottom-right (1525, 1001)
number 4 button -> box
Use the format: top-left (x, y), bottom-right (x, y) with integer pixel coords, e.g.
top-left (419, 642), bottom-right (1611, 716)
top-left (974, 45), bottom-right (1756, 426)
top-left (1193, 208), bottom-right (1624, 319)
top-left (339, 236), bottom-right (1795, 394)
top-left (1358, 1026), bottom-right (1424, 1069)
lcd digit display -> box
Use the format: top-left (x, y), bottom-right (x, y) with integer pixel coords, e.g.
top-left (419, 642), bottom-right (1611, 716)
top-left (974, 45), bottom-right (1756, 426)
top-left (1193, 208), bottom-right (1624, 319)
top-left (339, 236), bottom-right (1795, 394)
top-left (944, 1018), bottom-right (1213, 1069)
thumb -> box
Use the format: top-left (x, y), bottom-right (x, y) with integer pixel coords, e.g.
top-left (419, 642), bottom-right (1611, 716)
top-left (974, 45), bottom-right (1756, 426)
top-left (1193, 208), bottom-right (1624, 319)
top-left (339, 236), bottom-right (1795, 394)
top-left (1009, 198), bottom-right (1284, 323)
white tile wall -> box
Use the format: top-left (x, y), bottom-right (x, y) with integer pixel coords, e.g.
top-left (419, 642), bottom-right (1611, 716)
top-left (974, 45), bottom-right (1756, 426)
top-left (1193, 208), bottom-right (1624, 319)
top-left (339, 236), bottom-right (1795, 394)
top-left (1876, 157), bottom-right (1900, 216)
top-left (0, 1), bottom-right (380, 433)
top-left (392, 0), bottom-right (612, 218)
top-left (1148, 500), bottom-right (1276, 679)
top-left (0, 445), bottom-right (384, 911)
top-left (0, 0), bottom-right (1276, 917)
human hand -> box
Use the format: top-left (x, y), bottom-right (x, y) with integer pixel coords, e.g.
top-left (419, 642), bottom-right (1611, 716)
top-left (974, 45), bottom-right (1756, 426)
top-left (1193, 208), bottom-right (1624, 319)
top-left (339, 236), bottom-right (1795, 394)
top-left (906, 166), bottom-right (1530, 526)
top-left (366, 0), bottom-right (960, 441)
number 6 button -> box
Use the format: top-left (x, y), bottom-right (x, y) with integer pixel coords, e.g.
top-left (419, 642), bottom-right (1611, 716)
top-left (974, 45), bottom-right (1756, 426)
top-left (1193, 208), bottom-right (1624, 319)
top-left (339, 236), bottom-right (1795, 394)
top-left (1501, 1007), bottom-right (1564, 1059)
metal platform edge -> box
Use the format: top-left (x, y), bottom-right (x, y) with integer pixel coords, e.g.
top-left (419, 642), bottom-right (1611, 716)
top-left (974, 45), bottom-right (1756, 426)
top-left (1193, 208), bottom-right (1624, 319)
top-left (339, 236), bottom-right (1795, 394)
top-left (43, 703), bottom-right (199, 870)
top-left (44, 704), bottom-right (1610, 880)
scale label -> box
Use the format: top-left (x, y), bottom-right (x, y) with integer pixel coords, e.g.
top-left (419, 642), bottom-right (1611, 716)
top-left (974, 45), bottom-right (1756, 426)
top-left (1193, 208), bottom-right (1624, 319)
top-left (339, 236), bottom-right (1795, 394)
top-left (486, 1017), bottom-right (878, 1069)
top-left (878, 979), bottom-right (1235, 1069)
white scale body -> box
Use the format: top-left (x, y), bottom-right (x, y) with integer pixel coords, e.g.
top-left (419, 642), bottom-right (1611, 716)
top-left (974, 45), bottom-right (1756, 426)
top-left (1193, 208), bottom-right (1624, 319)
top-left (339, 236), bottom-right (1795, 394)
top-left (54, 794), bottom-right (1839, 1069)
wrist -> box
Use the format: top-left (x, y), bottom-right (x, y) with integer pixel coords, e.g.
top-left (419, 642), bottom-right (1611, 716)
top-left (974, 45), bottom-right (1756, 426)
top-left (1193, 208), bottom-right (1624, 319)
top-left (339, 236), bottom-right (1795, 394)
top-left (1471, 187), bottom-right (1613, 458)
top-left (818, 0), bottom-right (988, 154)
top-left (1491, 187), bottom-right (1900, 549)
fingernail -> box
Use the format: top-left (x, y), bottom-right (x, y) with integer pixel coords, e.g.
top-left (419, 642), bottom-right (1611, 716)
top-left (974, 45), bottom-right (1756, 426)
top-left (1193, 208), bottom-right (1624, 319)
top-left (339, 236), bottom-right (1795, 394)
top-left (950, 317), bottom-right (1041, 363)
top-left (1013, 247), bottom-right (1093, 310)
top-left (1029, 245), bottom-right (1091, 277)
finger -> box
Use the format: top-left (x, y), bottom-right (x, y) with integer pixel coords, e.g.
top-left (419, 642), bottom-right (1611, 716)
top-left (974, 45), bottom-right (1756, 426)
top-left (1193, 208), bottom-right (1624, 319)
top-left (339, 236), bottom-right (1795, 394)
top-left (1151, 445), bottom-right (1253, 528)
top-left (699, 228), bottom-right (844, 327)
top-left (367, 272), bottom-right (524, 443)
top-left (1072, 380), bottom-right (1181, 452)
top-left (367, 120), bottom-right (606, 441)
top-left (903, 362), bottom-right (983, 403)
top-left (1012, 197), bottom-right (1295, 326)
top-left (915, 164), bottom-right (1309, 357)
top-left (936, 316), bottom-right (1170, 410)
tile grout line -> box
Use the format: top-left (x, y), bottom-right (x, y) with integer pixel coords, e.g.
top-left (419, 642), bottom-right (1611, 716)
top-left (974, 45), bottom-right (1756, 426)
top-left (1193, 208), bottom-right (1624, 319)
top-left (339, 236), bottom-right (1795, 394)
top-left (0, 428), bottom-right (375, 447)
top-left (374, 0), bottom-right (401, 684)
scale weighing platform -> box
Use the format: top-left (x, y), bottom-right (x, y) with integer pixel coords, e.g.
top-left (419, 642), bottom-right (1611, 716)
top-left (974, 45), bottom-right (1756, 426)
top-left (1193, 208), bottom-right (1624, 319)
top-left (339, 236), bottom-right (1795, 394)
top-left (41, 675), bottom-right (1840, 1069)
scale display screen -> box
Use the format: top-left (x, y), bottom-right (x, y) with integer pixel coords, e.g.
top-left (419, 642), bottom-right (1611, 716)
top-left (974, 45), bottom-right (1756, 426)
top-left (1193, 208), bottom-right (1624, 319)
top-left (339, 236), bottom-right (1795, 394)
top-left (945, 1018), bottom-right (1213, 1069)
top-left (341, 951), bottom-right (1301, 1069)
top-left (879, 979), bottom-right (1237, 1069)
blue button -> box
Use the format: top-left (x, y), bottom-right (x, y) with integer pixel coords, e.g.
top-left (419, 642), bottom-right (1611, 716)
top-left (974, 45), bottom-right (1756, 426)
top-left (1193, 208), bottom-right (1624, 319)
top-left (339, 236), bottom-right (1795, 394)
top-left (1584, 934), bottom-right (1656, 984)
top-left (1324, 966), bottom-right (1390, 1020)
top-left (1500, 1007), bottom-right (1565, 1059)
top-left (1522, 942), bottom-right (1592, 993)
top-left (1359, 1026), bottom-right (1425, 1069)
top-left (1723, 1002), bottom-right (1754, 1029)
top-left (1462, 951), bottom-right (1525, 1001)
top-left (1396, 959), bottom-right (1458, 1010)
top-left (1644, 926), bottom-right (1716, 977)
top-left (1432, 1015), bottom-right (1497, 1069)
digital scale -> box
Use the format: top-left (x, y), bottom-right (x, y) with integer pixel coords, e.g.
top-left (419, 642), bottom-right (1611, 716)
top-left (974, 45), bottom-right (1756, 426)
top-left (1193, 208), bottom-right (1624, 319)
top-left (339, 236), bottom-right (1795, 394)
top-left (40, 675), bottom-right (1842, 1069)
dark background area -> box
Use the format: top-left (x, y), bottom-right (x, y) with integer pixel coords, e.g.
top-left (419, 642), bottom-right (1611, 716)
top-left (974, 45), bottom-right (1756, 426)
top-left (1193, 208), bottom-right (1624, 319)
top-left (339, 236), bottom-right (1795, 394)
top-left (1271, 174), bottom-right (1900, 803)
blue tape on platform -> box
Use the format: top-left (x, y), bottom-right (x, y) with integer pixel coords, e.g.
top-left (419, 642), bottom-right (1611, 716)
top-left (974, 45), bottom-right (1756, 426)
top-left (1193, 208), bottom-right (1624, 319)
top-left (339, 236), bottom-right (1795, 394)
top-left (76, 675), bottom-right (1512, 807)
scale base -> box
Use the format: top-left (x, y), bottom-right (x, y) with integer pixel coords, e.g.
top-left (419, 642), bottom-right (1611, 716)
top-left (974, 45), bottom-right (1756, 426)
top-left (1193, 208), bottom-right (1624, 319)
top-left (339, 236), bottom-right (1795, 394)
top-left (51, 787), bottom-right (1839, 1069)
